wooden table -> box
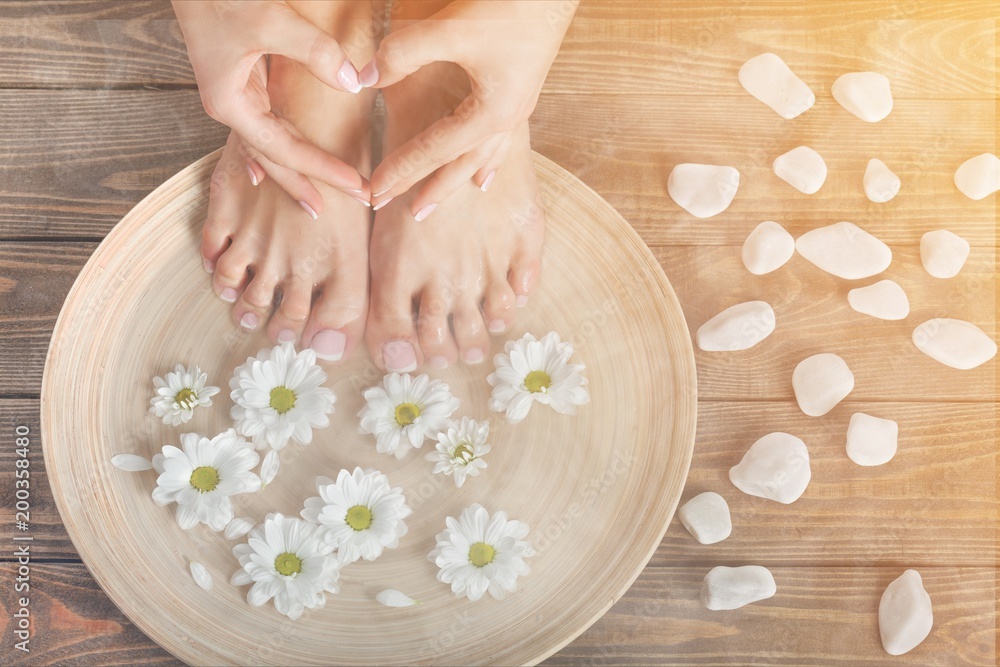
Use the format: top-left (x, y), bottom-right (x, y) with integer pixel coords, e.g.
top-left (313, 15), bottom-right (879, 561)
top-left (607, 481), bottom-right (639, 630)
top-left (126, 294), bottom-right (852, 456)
top-left (1, 1), bottom-right (997, 664)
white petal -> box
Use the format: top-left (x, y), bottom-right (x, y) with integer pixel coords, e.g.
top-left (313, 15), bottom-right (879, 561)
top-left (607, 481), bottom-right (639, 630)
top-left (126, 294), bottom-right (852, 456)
top-left (111, 454), bottom-right (152, 472)
top-left (189, 561), bottom-right (213, 591)
top-left (260, 450), bottom-right (280, 487)
top-left (376, 589), bottom-right (420, 607)
top-left (225, 517), bottom-right (255, 540)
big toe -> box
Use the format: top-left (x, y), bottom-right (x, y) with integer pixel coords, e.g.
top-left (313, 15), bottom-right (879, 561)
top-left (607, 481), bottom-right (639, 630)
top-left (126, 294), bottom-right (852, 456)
top-left (303, 267), bottom-right (368, 363)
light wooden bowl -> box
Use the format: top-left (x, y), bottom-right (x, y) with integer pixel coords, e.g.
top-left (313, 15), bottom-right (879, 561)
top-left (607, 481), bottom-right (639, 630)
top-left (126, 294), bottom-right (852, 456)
top-left (41, 151), bottom-right (696, 666)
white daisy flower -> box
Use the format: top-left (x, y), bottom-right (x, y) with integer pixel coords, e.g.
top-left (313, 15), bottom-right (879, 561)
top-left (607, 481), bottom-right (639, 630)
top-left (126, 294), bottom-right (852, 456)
top-left (487, 332), bottom-right (589, 424)
top-left (149, 364), bottom-right (219, 425)
top-left (426, 416), bottom-right (491, 488)
top-left (230, 343), bottom-right (336, 451)
top-left (151, 429), bottom-right (261, 531)
top-left (429, 503), bottom-right (534, 602)
top-left (301, 467), bottom-right (411, 564)
top-left (358, 373), bottom-right (460, 459)
top-left (231, 513), bottom-right (341, 620)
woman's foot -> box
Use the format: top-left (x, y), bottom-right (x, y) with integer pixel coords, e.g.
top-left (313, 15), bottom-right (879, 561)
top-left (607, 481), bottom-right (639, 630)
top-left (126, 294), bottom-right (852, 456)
top-left (365, 63), bottom-right (545, 372)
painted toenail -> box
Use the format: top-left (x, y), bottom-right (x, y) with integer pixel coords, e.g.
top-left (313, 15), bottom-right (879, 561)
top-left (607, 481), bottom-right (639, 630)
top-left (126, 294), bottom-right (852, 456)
top-left (480, 170), bottom-right (496, 192)
top-left (359, 60), bottom-right (379, 87)
top-left (428, 356), bottom-right (449, 369)
top-left (463, 349), bottom-right (485, 365)
top-left (246, 164), bottom-right (258, 186)
top-left (240, 312), bottom-right (259, 330)
top-left (516, 295), bottom-right (529, 308)
top-left (383, 340), bottom-right (417, 373)
top-left (220, 287), bottom-right (239, 303)
top-left (488, 319), bottom-right (506, 334)
top-left (414, 203), bottom-right (437, 222)
top-left (298, 200), bottom-right (319, 220)
top-left (372, 196), bottom-right (394, 211)
top-left (203, 258), bottom-right (215, 274)
top-left (311, 329), bottom-right (347, 362)
top-left (337, 60), bottom-right (362, 94)
top-left (277, 329), bottom-right (297, 343)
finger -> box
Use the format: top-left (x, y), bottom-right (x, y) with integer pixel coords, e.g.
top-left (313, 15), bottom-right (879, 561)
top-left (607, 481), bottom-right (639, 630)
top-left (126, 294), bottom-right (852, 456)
top-left (245, 156), bottom-right (265, 187)
top-left (473, 131), bottom-right (513, 192)
top-left (252, 152), bottom-right (326, 218)
top-left (408, 134), bottom-right (505, 218)
top-left (262, 5), bottom-right (363, 94)
top-left (358, 21), bottom-right (448, 89)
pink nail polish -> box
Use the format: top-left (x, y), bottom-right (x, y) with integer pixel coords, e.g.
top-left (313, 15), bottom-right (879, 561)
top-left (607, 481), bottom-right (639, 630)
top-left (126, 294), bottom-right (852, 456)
top-left (298, 200), bottom-right (318, 220)
top-left (246, 164), bottom-right (258, 186)
top-left (414, 203), bottom-right (437, 222)
top-left (359, 60), bottom-right (379, 87)
top-left (240, 312), bottom-right (259, 330)
top-left (372, 196), bottom-right (394, 211)
top-left (203, 258), bottom-right (215, 274)
top-left (220, 287), bottom-right (239, 303)
top-left (463, 349), bottom-right (484, 365)
top-left (277, 329), bottom-right (297, 343)
top-left (428, 356), bottom-right (449, 369)
top-left (516, 295), bottom-right (529, 308)
top-left (310, 329), bottom-right (347, 362)
top-left (383, 340), bottom-right (417, 373)
top-left (373, 186), bottom-right (392, 198)
top-left (352, 195), bottom-right (371, 207)
top-left (488, 319), bottom-right (505, 334)
top-left (337, 61), bottom-right (362, 94)
top-left (480, 170), bottom-right (496, 192)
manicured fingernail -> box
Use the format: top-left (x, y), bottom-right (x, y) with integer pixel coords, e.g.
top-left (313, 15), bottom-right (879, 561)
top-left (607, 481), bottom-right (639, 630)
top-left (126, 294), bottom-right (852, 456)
top-left (246, 164), bottom-right (258, 186)
top-left (463, 348), bottom-right (484, 365)
top-left (516, 295), bottom-right (529, 308)
top-left (203, 258), bottom-right (215, 274)
top-left (337, 61), bottom-right (362, 94)
top-left (298, 200), bottom-right (318, 220)
top-left (359, 60), bottom-right (379, 87)
top-left (352, 195), bottom-right (371, 207)
top-left (277, 329), bottom-right (297, 343)
top-left (372, 196), bottom-right (394, 211)
top-left (428, 356), bottom-right (449, 369)
top-left (220, 287), bottom-right (239, 303)
top-left (414, 203), bottom-right (437, 222)
top-left (488, 319), bottom-right (506, 334)
top-left (240, 312), bottom-right (259, 330)
top-left (310, 329), bottom-right (347, 361)
top-left (383, 340), bottom-right (417, 373)
top-left (480, 170), bottom-right (496, 192)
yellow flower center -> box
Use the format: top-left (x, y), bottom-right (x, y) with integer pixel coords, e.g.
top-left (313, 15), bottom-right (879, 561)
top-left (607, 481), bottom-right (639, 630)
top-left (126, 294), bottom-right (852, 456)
top-left (453, 443), bottom-right (475, 464)
top-left (269, 386), bottom-right (296, 414)
top-left (175, 387), bottom-right (196, 409)
top-left (469, 542), bottom-right (495, 568)
top-left (524, 370), bottom-right (551, 393)
top-left (274, 551), bottom-right (302, 576)
top-left (346, 505), bottom-right (372, 531)
top-left (189, 466), bottom-right (219, 493)
top-left (395, 402), bottom-right (421, 426)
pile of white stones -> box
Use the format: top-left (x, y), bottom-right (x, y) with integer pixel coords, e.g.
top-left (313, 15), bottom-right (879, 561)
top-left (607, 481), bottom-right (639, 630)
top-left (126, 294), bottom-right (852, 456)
top-left (670, 52), bottom-right (999, 656)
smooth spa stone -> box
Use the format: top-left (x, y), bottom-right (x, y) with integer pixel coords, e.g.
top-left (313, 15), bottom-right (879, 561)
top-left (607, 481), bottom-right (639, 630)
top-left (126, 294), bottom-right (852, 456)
top-left (678, 492), bottom-right (732, 545)
top-left (696, 301), bottom-right (775, 352)
top-left (847, 280), bottom-right (910, 320)
top-left (864, 158), bottom-right (901, 203)
top-left (742, 221), bottom-right (795, 275)
top-left (738, 52), bottom-right (815, 119)
top-left (912, 318), bottom-right (998, 370)
top-left (920, 229), bottom-right (970, 279)
top-left (729, 432), bottom-right (811, 504)
top-left (773, 146), bottom-right (827, 194)
top-left (667, 163), bottom-right (741, 218)
top-left (792, 353), bottom-right (854, 417)
top-left (831, 71), bottom-right (893, 122)
top-left (846, 413), bottom-right (898, 466)
top-left (954, 152), bottom-right (1000, 200)
top-left (795, 221), bottom-right (892, 280)
top-left (879, 569), bottom-right (933, 656)
top-left (702, 566), bottom-right (777, 611)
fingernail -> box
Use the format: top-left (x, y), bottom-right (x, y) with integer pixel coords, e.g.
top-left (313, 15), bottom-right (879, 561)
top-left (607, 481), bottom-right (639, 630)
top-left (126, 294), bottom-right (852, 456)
top-left (203, 258), bottom-right (215, 274)
top-left (373, 186), bottom-right (391, 198)
top-left (428, 355), bottom-right (449, 369)
top-left (480, 170), bottom-right (496, 192)
top-left (277, 329), bottom-right (297, 343)
top-left (352, 195), bottom-right (371, 207)
top-left (359, 60), bottom-right (379, 87)
top-left (311, 329), bottom-right (347, 362)
top-left (372, 196), bottom-right (394, 211)
top-left (220, 287), bottom-right (239, 303)
top-left (414, 203), bottom-right (437, 222)
top-left (383, 340), bottom-right (417, 373)
top-left (463, 348), bottom-right (484, 365)
top-left (516, 295), bottom-right (529, 308)
top-left (488, 319), bottom-right (506, 334)
top-left (337, 61), bottom-right (362, 94)
top-left (246, 164), bottom-right (258, 186)
top-left (240, 312), bottom-right (259, 330)
top-left (299, 200), bottom-right (318, 220)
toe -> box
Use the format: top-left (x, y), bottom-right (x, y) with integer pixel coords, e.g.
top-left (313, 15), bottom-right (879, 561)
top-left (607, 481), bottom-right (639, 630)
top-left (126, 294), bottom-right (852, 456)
top-left (213, 243), bottom-right (252, 304)
top-left (267, 278), bottom-right (313, 344)
top-left (303, 269), bottom-right (368, 363)
top-left (416, 286), bottom-right (459, 369)
top-left (365, 272), bottom-right (420, 372)
top-left (451, 299), bottom-right (490, 366)
top-left (202, 155), bottom-right (243, 274)
top-left (508, 254), bottom-right (541, 309)
top-left (481, 274), bottom-right (517, 335)
top-left (232, 269), bottom-right (278, 331)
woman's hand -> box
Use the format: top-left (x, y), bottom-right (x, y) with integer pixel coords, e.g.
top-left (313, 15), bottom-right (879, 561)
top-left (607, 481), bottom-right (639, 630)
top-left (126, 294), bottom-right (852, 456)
top-left (359, 0), bottom-right (578, 219)
top-left (172, 0), bottom-right (369, 214)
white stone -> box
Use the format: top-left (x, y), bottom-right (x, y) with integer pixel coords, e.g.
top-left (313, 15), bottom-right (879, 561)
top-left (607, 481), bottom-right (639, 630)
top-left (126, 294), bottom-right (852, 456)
top-left (667, 163), bottom-right (740, 219)
top-left (847, 280), bottom-right (910, 320)
top-left (793, 353), bottom-right (854, 417)
top-left (954, 153), bottom-right (1000, 200)
top-left (696, 301), bottom-right (775, 352)
top-left (729, 432), bottom-right (811, 504)
top-left (742, 221), bottom-right (795, 275)
top-left (701, 566), bottom-right (777, 611)
top-left (864, 158), bottom-right (901, 203)
top-left (846, 413), bottom-right (898, 466)
top-left (795, 221), bottom-right (892, 280)
top-left (832, 72), bottom-right (893, 122)
top-left (912, 318), bottom-right (997, 370)
top-left (773, 146), bottom-right (827, 194)
top-left (920, 230), bottom-right (970, 279)
top-left (738, 53), bottom-right (815, 120)
top-left (678, 492), bottom-right (732, 545)
top-left (879, 569), bottom-right (933, 655)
